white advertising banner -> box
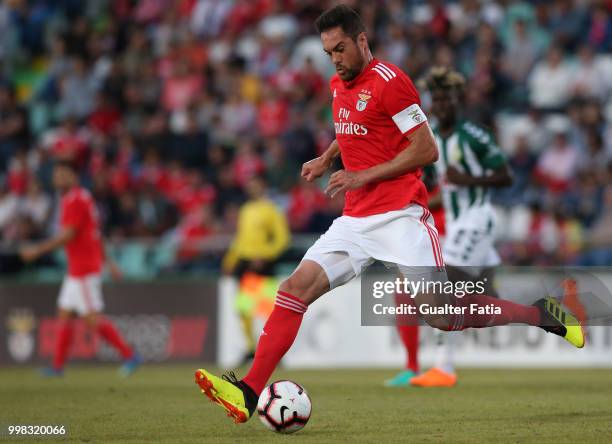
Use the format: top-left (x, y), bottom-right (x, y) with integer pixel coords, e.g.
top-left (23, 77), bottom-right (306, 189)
top-left (218, 275), bottom-right (612, 368)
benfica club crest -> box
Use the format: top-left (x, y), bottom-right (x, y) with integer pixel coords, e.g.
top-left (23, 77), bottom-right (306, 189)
top-left (356, 93), bottom-right (371, 111)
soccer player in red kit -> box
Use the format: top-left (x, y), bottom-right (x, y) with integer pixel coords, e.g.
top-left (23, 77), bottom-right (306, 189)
top-left (20, 161), bottom-right (141, 376)
top-left (194, 5), bottom-right (584, 423)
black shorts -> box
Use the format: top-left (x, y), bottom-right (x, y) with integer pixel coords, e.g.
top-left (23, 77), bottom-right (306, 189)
top-left (233, 259), bottom-right (277, 280)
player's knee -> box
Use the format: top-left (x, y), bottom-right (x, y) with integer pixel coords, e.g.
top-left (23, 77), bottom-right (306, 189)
top-left (279, 276), bottom-right (310, 305)
top-left (83, 313), bottom-right (99, 328)
top-left (278, 274), bottom-right (324, 306)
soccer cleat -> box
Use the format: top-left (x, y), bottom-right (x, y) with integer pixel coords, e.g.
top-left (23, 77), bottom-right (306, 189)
top-left (533, 297), bottom-right (585, 348)
top-left (384, 369), bottom-right (417, 387)
top-left (119, 353), bottom-right (142, 377)
top-left (410, 367), bottom-right (457, 387)
top-left (40, 367), bottom-right (63, 377)
top-left (194, 369), bottom-right (258, 423)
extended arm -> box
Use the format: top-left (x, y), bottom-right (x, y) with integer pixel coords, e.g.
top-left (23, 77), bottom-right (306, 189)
top-left (446, 164), bottom-right (513, 188)
top-left (20, 227), bottom-right (76, 262)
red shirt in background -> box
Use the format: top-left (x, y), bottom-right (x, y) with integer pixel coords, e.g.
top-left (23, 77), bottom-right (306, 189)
top-left (257, 98), bottom-right (289, 138)
top-left (288, 184), bottom-right (328, 232)
top-left (60, 187), bottom-right (104, 276)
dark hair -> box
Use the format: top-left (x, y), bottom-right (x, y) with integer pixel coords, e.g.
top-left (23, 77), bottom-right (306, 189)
top-left (54, 160), bottom-right (78, 173)
top-left (419, 66), bottom-right (466, 95)
top-left (314, 5), bottom-right (366, 41)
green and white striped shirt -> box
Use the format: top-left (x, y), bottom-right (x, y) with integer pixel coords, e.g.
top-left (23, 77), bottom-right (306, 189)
top-left (432, 121), bottom-right (506, 223)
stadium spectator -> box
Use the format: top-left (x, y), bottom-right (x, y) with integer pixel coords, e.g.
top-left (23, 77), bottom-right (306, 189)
top-left (528, 46), bottom-right (575, 112)
top-left (0, 179), bottom-right (19, 234)
top-left (502, 19), bottom-right (539, 86)
top-left (175, 204), bottom-right (217, 268)
top-left (0, 85), bottom-right (28, 171)
top-left (534, 126), bottom-right (579, 195)
top-left (19, 178), bottom-right (51, 230)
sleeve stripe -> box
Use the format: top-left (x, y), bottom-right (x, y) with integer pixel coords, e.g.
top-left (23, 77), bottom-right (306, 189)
top-left (392, 103), bottom-right (428, 134)
top-left (373, 67), bottom-right (391, 81)
top-left (376, 63), bottom-right (396, 79)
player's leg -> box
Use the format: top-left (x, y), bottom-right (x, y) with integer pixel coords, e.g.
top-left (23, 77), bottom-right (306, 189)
top-left (42, 308), bottom-right (74, 376)
top-left (195, 259), bottom-right (337, 423)
top-left (42, 276), bottom-right (78, 376)
top-left (415, 269), bottom-right (584, 347)
top-left (195, 217), bottom-right (367, 423)
top-left (80, 275), bottom-right (140, 375)
top-left (385, 284), bottom-right (420, 387)
top-left (409, 209), bottom-right (582, 341)
top-left (242, 259), bottom-right (332, 390)
top-left (372, 205), bottom-right (583, 350)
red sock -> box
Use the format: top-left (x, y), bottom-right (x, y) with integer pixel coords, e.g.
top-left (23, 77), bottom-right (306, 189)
top-left (53, 319), bottom-right (74, 370)
top-left (394, 292), bottom-right (419, 372)
top-left (452, 295), bottom-right (541, 330)
top-left (97, 318), bottom-right (133, 359)
top-left (397, 325), bottom-right (419, 372)
top-left (243, 291), bottom-right (307, 394)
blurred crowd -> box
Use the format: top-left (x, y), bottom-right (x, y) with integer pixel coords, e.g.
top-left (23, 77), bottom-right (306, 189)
top-left (0, 0), bottom-right (611, 271)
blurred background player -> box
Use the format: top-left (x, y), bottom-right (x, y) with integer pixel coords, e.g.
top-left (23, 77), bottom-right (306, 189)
top-left (409, 67), bottom-right (513, 387)
top-left (222, 175), bottom-right (290, 366)
top-left (19, 161), bottom-right (141, 376)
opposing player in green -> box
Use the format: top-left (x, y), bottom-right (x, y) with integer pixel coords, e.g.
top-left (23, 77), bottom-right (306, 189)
top-left (412, 67), bottom-right (513, 387)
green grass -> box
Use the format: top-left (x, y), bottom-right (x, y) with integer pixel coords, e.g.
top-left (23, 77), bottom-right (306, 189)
top-left (2, 365), bottom-right (612, 443)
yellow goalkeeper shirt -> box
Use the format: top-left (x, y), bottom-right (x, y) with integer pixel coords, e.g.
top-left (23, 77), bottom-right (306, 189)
top-left (223, 198), bottom-right (290, 270)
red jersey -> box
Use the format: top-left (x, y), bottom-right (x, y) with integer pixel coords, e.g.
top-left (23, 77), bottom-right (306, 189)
top-left (60, 187), bottom-right (104, 276)
top-left (331, 58), bottom-right (429, 217)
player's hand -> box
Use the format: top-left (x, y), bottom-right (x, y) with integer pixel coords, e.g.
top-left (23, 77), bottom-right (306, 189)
top-left (301, 156), bottom-right (331, 182)
top-left (445, 166), bottom-right (474, 186)
top-left (324, 169), bottom-right (366, 198)
top-left (108, 261), bottom-right (123, 281)
top-left (19, 245), bottom-right (41, 263)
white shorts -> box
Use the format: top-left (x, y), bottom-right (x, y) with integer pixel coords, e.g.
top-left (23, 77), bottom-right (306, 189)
top-left (58, 274), bottom-right (104, 315)
top-left (302, 204), bottom-right (444, 289)
top-left (443, 206), bottom-right (500, 270)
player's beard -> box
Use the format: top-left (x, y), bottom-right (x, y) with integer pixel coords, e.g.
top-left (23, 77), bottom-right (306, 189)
top-left (336, 55), bottom-right (366, 81)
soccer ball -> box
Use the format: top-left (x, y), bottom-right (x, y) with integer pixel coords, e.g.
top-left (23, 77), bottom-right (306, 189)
top-left (257, 380), bottom-right (312, 433)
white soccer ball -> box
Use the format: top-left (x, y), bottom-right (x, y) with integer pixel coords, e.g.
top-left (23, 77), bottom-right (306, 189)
top-left (257, 380), bottom-right (312, 434)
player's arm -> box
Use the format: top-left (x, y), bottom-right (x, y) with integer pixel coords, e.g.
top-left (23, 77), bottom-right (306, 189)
top-left (446, 128), bottom-right (513, 188)
top-left (325, 123), bottom-right (438, 197)
top-left (102, 242), bottom-right (123, 280)
top-left (19, 227), bottom-right (76, 263)
top-left (301, 139), bottom-right (340, 182)
top-left (446, 164), bottom-right (512, 187)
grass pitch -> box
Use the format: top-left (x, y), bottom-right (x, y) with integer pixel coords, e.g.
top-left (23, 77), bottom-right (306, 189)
top-left (2, 365), bottom-right (612, 443)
